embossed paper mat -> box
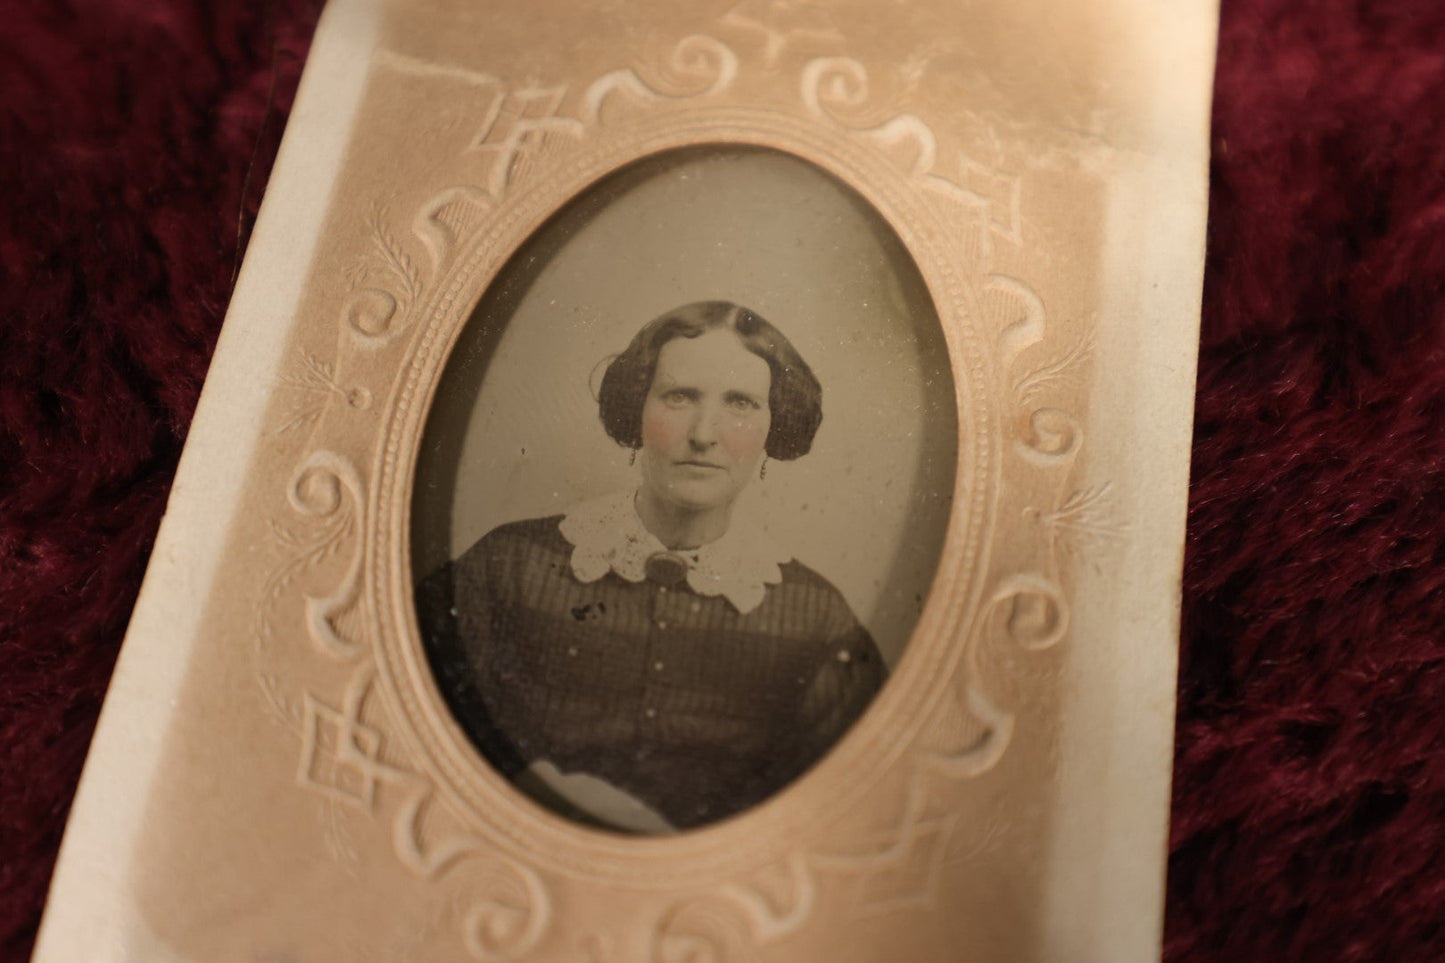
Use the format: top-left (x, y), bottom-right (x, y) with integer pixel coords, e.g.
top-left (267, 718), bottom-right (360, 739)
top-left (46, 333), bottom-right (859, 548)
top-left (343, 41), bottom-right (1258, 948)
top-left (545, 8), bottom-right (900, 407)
top-left (1, 1), bottom-right (1441, 961)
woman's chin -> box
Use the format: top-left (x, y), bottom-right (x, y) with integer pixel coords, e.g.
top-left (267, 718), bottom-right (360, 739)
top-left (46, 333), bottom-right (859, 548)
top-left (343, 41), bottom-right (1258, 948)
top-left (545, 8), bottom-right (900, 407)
top-left (644, 477), bottom-right (734, 512)
top-left (663, 494), bottom-right (730, 515)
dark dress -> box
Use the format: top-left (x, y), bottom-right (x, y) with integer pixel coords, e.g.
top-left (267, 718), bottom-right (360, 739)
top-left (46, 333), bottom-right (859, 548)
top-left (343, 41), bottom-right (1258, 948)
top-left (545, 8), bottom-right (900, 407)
top-left (416, 515), bottom-right (886, 832)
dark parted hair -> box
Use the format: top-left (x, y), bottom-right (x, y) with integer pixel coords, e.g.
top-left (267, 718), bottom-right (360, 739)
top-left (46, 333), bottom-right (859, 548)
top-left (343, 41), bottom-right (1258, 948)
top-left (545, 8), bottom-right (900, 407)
top-left (598, 301), bottom-right (823, 460)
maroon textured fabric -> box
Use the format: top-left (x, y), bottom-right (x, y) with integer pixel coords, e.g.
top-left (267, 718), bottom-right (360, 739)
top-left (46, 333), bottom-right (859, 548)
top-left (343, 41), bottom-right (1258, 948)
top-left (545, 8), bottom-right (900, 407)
top-left (1168, 2), bottom-right (1445, 960)
top-left (0, 2), bottom-right (321, 957)
top-left (1, 0), bottom-right (1442, 960)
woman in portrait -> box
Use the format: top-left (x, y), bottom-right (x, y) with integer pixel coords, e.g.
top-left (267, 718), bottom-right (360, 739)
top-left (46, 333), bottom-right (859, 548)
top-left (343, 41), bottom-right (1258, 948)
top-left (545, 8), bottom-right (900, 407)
top-left (417, 301), bottom-right (885, 834)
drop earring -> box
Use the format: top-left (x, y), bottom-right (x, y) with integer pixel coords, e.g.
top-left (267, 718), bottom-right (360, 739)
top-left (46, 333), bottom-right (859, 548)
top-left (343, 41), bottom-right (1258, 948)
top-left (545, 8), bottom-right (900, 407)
top-left (759, 456), bottom-right (768, 480)
top-left (629, 445), bottom-right (638, 466)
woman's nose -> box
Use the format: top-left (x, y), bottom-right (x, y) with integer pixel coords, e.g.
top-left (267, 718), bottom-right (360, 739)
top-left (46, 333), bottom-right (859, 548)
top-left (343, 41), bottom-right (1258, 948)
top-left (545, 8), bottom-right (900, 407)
top-left (687, 405), bottom-right (720, 447)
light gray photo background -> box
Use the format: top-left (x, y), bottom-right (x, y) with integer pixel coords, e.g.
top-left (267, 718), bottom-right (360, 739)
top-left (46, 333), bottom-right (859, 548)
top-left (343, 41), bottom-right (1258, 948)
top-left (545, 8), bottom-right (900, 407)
top-left (411, 145), bottom-right (958, 666)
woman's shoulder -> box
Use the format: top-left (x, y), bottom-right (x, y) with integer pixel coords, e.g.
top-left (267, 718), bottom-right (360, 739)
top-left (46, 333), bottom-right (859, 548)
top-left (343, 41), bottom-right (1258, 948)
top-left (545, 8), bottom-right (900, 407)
top-left (481, 514), bottom-right (568, 545)
top-left (776, 557), bottom-right (848, 595)
top-left (456, 514), bottom-right (570, 569)
top-left (772, 558), bottom-right (865, 623)
top-left (773, 559), bottom-right (886, 680)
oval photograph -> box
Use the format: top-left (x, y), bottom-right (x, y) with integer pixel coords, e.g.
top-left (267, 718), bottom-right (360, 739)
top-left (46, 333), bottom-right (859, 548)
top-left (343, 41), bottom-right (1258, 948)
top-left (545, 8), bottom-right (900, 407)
top-left (412, 145), bottom-right (957, 834)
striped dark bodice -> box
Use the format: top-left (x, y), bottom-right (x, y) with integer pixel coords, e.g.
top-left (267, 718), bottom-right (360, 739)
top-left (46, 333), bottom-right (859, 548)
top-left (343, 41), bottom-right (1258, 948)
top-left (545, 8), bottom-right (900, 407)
top-left (417, 515), bottom-right (886, 831)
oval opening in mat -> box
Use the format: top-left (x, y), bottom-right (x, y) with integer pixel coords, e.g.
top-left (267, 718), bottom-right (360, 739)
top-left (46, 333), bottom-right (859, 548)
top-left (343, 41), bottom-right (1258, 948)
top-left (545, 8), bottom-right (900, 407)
top-left (411, 144), bottom-right (957, 834)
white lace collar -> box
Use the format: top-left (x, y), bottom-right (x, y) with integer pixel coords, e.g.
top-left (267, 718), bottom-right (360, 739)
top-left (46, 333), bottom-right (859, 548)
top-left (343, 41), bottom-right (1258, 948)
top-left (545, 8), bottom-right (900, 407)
top-left (557, 490), bottom-right (791, 615)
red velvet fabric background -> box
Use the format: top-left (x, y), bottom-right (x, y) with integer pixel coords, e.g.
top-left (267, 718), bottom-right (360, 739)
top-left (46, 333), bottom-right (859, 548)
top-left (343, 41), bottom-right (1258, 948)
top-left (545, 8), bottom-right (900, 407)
top-left (2, 1), bottom-right (1442, 959)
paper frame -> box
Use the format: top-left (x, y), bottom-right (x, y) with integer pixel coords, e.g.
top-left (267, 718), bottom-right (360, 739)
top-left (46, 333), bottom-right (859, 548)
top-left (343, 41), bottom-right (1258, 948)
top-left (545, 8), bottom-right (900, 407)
top-left (33, 0), bottom-right (1217, 959)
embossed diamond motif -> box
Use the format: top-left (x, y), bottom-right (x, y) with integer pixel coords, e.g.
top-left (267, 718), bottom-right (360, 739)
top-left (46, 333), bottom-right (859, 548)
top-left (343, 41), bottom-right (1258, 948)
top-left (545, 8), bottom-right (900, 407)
top-left (721, 0), bottom-right (843, 65)
top-left (958, 157), bottom-right (1023, 248)
top-left (471, 86), bottom-right (583, 195)
top-left (298, 691), bottom-right (391, 809)
top-left (852, 813), bottom-right (956, 914)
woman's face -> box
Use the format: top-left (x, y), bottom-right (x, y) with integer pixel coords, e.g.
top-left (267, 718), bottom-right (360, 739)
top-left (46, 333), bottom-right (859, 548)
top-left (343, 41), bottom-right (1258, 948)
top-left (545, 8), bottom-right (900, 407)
top-left (638, 328), bottom-right (772, 515)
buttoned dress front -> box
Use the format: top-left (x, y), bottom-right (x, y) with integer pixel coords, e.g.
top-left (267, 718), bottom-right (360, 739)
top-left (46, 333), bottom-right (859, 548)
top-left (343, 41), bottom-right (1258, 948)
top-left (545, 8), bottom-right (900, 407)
top-left (417, 495), bottom-right (886, 832)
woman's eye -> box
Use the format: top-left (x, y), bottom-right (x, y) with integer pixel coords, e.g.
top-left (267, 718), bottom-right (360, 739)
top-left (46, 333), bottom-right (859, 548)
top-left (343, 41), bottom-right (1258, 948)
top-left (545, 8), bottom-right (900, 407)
top-left (663, 390), bottom-right (691, 405)
top-left (727, 396), bottom-right (761, 411)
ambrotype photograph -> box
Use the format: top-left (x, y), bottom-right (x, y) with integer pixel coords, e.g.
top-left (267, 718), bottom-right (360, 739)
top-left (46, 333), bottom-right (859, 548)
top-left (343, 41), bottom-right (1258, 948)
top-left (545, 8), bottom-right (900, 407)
top-left (412, 145), bottom-right (957, 834)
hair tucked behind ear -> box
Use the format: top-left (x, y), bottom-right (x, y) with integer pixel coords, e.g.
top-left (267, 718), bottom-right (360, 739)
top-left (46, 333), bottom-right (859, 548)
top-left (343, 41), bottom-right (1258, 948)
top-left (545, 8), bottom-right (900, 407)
top-left (598, 301), bottom-right (823, 460)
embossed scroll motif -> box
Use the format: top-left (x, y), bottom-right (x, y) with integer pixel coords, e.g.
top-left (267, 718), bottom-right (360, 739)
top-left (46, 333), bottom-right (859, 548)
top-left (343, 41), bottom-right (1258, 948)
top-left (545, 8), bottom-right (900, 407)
top-left (342, 203), bottom-right (425, 345)
top-left (919, 268), bottom-right (1129, 806)
top-left (253, 451), bottom-right (552, 960)
top-left (249, 8), bottom-right (1115, 958)
top-left (801, 57), bottom-right (1022, 263)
